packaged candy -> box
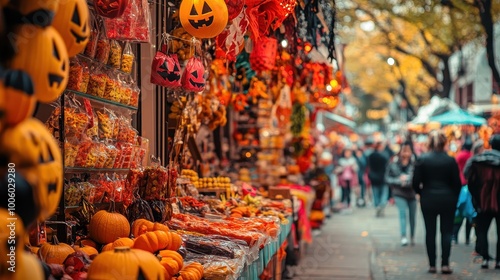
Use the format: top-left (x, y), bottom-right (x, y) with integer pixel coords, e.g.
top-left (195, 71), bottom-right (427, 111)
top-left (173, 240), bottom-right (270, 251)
top-left (84, 9), bottom-right (99, 58)
top-left (80, 61), bottom-right (90, 93)
top-left (96, 109), bottom-right (117, 140)
top-left (120, 80), bottom-right (132, 105)
top-left (95, 31), bottom-right (110, 64)
top-left (86, 110), bottom-right (99, 139)
top-left (67, 57), bottom-right (84, 91)
top-left (93, 142), bottom-right (108, 168)
top-left (130, 82), bottom-right (140, 108)
top-left (65, 98), bottom-right (91, 141)
top-left (118, 142), bottom-right (135, 168)
top-left (112, 174), bottom-right (124, 203)
top-left (87, 65), bottom-right (107, 97)
top-left (108, 40), bottom-right (122, 69)
top-left (103, 72), bottom-right (120, 102)
top-left (65, 179), bottom-right (83, 206)
top-left (113, 146), bottom-right (124, 168)
top-left (74, 139), bottom-right (92, 167)
top-left (142, 159), bottom-right (168, 200)
top-left (104, 143), bottom-right (118, 168)
top-left (116, 115), bottom-right (137, 144)
top-left (138, 137), bottom-right (150, 167)
top-left (104, 0), bottom-right (151, 43)
top-left (121, 42), bottom-right (135, 74)
top-left (64, 140), bottom-right (79, 167)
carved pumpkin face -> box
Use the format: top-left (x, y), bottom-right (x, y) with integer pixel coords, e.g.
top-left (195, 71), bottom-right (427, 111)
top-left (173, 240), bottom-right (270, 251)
top-left (52, 0), bottom-right (90, 57)
top-left (94, 0), bottom-right (129, 19)
top-left (0, 119), bottom-right (63, 222)
top-left (3, 69), bottom-right (36, 127)
top-left (151, 54), bottom-right (182, 88)
top-left (12, 0), bottom-right (59, 27)
top-left (10, 25), bottom-right (69, 103)
top-left (179, 0), bottom-right (229, 38)
top-left (182, 57), bottom-right (206, 92)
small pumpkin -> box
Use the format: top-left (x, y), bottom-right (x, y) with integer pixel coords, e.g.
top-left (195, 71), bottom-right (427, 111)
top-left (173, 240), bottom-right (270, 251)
top-left (178, 262), bottom-right (203, 280)
top-left (38, 236), bottom-right (75, 264)
top-left (179, 0), bottom-right (228, 38)
top-left (131, 218), bottom-right (154, 237)
top-left (3, 69), bottom-right (36, 126)
top-left (0, 118), bottom-right (63, 222)
top-left (75, 238), bottom-right (98, 249)
top-left (101, 243), bottom-right (114, 252)
top-left (158, 250), bottom-right (183, 270)
top-left (166, 232), bottom-right (182, 251)
top-left (113, 237), bottom-right (135, 248)
top-left (89, 208), bottom-right (131, 244)
top-left (133, 231), bottom-right (169, 253)
top-left (9, 25), bottom-right (69, 103)
top-left (160, 257), bottom-right (179, 279)
top-left (73, 244), bottom-right (99, 256)
top-left (87, 247), bottom-right (165, 280)
top-left (52, 0), bottom-right (90, 57)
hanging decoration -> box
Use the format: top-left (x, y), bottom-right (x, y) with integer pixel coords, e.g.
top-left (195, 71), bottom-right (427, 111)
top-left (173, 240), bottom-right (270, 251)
top-left (52, 0), bottom-right (90, 57)
top-left (249, 36), bottom-right (277, 72)
top-left (94, 0), bottom-right (129, 19)
top-left (182, 56), bottom-right (206, 92)
top-left (224, 0), bottom-right (244, 21)
top-left (215, 8), bottom-right (249, 62)
top-left (179, 0), bottom-right (229, 39)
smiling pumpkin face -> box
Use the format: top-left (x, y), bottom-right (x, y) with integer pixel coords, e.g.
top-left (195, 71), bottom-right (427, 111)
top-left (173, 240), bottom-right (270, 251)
top-left (10, 25), bottom-right (69, 103)
top-left (179, 0), bottom-right (228, 38)
top-left (182, 56), bottom-right (206, 92)
top-left (52, 0), bottom-right (90, 57)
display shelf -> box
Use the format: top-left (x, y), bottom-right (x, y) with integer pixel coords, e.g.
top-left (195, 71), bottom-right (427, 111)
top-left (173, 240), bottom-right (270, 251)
top-left (64, 167), bottom-right (130, 173)
top-left (77, 53), bottom-right (132, 77)
top-left (66, 89), bottom-right (138, 111)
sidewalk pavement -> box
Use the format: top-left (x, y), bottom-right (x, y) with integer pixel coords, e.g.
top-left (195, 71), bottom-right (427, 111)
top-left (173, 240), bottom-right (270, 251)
top-left (291, 204), bottom-right (500, 280)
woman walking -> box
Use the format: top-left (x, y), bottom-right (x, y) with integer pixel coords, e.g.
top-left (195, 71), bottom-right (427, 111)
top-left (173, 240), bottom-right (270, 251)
top-left (385, 141), bottom-right (417, 246)
top-left (336, 148), bottom-right (359, 212)
top-left (412, 131), bottom-right (462, 274)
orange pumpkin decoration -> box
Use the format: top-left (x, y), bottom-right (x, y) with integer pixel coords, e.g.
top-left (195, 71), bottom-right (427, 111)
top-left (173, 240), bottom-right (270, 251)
top-left (101, 243), bottom-right (114, 252)
top-left (38, 236), bottom-right (75, 264)
top-left (132, 219), bottom-right (169, 237)
top-left (133, 231), bottom-right (170, 253)
top-left (74, 244), bottom-right (99, 256)
top-left (75, 238), bottom-right (98, 249)
top-left (89, 209), bottom-right (130, 244)
top-left (3, 69), bottom-right (36, 126)
top-left (87, 247), bottom-right (165, 280)
top-left (158, 250), bottom-right (183, 269)
top-left (166, 232), bottom-right (182, 251)
top-left (9, 25), bottom-right (69, 103)
top-left (52, 0), bottom-right (90, 57)
top-left (179, 0), bottom-right (229, 38)
top-left (113, 237), bottom-right (135, 248)
top-left (177, 262), bottom-right (203, 280)
top-left (0, 118), bottom-right (63, 222)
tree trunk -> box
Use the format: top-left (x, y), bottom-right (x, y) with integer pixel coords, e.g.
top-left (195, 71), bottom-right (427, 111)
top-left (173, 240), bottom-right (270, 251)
top-left (477, 0), bottom-right (500, 89)
top-left (440, 55), bottom-right (453, 98)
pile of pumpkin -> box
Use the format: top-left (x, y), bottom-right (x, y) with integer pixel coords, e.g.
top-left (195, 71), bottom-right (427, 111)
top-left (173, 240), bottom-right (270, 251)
top-left (33, 210), bottom-right (204, 280)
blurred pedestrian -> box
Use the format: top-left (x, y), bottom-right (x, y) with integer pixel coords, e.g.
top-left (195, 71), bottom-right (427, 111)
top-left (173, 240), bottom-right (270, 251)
top-left (367, 138), bottom-right (390, 217)
top-left (452, 138), bottom-right (474, 244)
top-left (335, 147), bottom-right (359, 212)
top-left (354, 144), bottom-right (368, 207)
top-left (385, 141), bottom-right (417, 246)
top-left (466, 135), bottom-right (500, 269)
top-left (412, 130), bottom-right (462, 274)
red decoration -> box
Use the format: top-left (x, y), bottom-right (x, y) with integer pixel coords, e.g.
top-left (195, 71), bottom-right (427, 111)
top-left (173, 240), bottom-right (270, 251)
top-left (249, 37), bottom-right (277, 72)
top-left (150, 52), bottom-right (182, 88)
top-left (224, 0), bottom-right (244, 21)
top-left (182, 57), bottom-right (206, 92)
top-left (216, 8), bottom-right (249, 62)
top-left (94, 0), bottom-right (129, 18)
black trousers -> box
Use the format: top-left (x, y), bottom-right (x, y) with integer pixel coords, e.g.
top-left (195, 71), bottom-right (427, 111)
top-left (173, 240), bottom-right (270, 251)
top-left (453, 218), bottom-right (473, 243)
top-left (421, 197), bottom-right (456, 267)
top-left (475, 212), bottom-right (500, 261)
top-left (341, 180), bottom-right (351, 207)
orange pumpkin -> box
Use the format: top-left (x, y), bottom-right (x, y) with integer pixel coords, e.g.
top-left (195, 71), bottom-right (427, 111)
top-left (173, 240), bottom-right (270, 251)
top-left (101, 243), bottom-right (114, 252)
top-left (161, 257), bottom-right (179, 279)
top-left (89, 209), bottom-right (130, 244)
top-left (0, 118), bottom-right (63, 222)
top-left (179, 0), bottom-right (228, 38)
top-left (74, 244), bottom-right (99, 256)
top-left (166, 232), bottom-right (182, 251)
top-left (132, 219), bottom-right (169, 237)
top-left (38, 236), bottom-right (75, 264)
top-left (133, 231), bottom-right (170, 253)
top-left (75, 238), bottom-right (98, 249)
top-left (9, 25), bottom-right (69, 103)
top-left (158, 250), bottom-right (183, 269)
top-left (3, 69), bottom-right (36, 126)
top-left (113, 237), bottom-right (135, 248)
top-left (87, 247), bottom-right (165, 280)
top-left (178, 262), bottom-right (203, 280)
top-left (52, 0), bottom-right (90, 57)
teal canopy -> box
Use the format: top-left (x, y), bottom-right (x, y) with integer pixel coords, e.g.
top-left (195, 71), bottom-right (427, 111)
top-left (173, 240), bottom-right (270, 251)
top-left (430, 109), bottom-right (486, 126)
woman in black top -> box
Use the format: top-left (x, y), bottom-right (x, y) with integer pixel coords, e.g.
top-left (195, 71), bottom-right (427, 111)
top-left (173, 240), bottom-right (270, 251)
top-left (412, 130), bottom-right (462, 274)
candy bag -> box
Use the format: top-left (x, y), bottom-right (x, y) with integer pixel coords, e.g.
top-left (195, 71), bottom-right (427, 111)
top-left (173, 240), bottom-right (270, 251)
top-left (182, 56), bottom-right (206, 92)
top-left (121, 41), bottom-right (135, 74)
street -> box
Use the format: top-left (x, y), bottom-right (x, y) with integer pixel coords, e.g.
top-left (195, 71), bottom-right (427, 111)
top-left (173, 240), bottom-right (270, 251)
top-left (290, 203), bottom-right (500, 280)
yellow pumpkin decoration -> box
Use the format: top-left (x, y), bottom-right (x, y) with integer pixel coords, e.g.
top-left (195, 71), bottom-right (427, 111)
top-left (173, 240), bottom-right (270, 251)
top-left (0, 209), bottom-right (45, 280)
top-left (38, 236), bottom-right (75, 264)
top-left (9, 25), bottom-right (69, 103)
top-left (179, 0), bottom-right (228, 38)
top-left (52, 0), bottom-right (90, 57)
top-left (89, 209), bottom-right (131, 244)
top-left (87, 247), bottom-right (166, 280)
top-left (0, 118), bottom-right (63, 222)
top-left (3, 69), bottom-right (36, 126)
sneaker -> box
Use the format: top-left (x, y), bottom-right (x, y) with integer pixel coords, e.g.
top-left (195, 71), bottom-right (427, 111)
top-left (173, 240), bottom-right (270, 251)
top-left (401, 237), bottom-right (408, 246)
top-left (481, 259), bottom-right (489, 269)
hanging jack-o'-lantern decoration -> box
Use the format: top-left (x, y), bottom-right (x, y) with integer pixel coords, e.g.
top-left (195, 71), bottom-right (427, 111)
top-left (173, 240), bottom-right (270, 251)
top-left (3, 69), bottom-right (36, 126)
top-left (52, 0), bottom-right (90, 57)
top-left (150, 53), bottom-right (182, 88)
top-left (9, 25), bottom-right (69, 103)
top-left (179, 0), bottom-right (229, 38)
top-left (94, 0), bottom-right (129, 19)
top-left (9, 0), bottom-right (60, 27)
top-left (182, 56), bottom-right (206, 92)
top-left (0, 119), bottom-right (63, 222)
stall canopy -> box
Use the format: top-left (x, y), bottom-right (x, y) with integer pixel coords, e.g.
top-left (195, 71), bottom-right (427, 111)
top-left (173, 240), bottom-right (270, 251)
top-left (411, 96), bottom-right (459, 124)
top-left (430, 109), bottom-right (486, 126)
top-left (316, 110), bottom-right (356, 133)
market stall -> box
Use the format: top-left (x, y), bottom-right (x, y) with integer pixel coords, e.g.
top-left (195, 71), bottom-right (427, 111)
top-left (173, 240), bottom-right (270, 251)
top-left (0, 0), bottom-right (345, 279)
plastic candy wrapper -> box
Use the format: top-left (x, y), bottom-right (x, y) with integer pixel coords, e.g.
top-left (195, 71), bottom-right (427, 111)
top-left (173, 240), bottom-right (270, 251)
top-left (104, 0), bottom-right (151, 43)
top-left (74, 139), bottom-right (92, 167)
top-left (178, 196), bottom-right (209, 214)
top-left (117, 142), bottom-right (135, 168)
top-left (126, 168), bottom-right (144, 195)
top-left (108, 40), bottom-right (122, 69)
top-left (225, 216), bottom-right (281, 242)
top-left (120, 80), bottom-right (132, 105)
top-left (181, 234), bottom-right (248, 261)
top-left (95, 30), bottom-right (110, 64)
top-left (104, 143), bottom-right (118, 168)
top-left (103, 71), bottom-right (121, 102)
top-left (167, 166), bottom-right (178, 198)
top-left (116, 115), bottom-right (137, 144)
top-left (84, 8), bottom-right (99, 58)
top-left (80, 61), bottom-right (90, 93)
top-left (130, 82), bottom-right (140, 108)
top-left (93, 142), bottom-right (108, 168)
top-left (138, 137), bottom-right (150, 167)
top-left (141, 163), bottom-right (168, 200)
top-left (149, 200), bottom-right (167, 222)
top-left (116, 73), bottom-right (130, 104)
top-left (65, 179), bottom-right (82, 206)
top-left (87, 65), bottom-right (107, 97)
top-left (113, 145), bottom-right (124, 168)
top-left (127, 196), bottom-right (155, 226)
top-left (183, 254), bottom-right (244, 280)
top-left (67, 57), bottom-right (84, 91)
top-left (86, 110), bottom-right (99, 139)
top-left (64, 140), bottom-right (79, 167)
top-left (46, 103), bottom-right (90, 142)
top-left (121, 41), bottom-right (135, 74)
top-left (96, 109), bottom-right (117, 140)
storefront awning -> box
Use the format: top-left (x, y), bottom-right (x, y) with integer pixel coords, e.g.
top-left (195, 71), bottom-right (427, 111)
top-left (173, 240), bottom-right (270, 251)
top-left (316, 110), bottom-right (356, 133)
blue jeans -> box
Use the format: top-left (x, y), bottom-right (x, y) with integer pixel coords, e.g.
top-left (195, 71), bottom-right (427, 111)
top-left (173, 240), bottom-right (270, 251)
top-left (372, 184), bottom-right (389, 208)
top-left (394, 196), bottom-right (417, 237)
